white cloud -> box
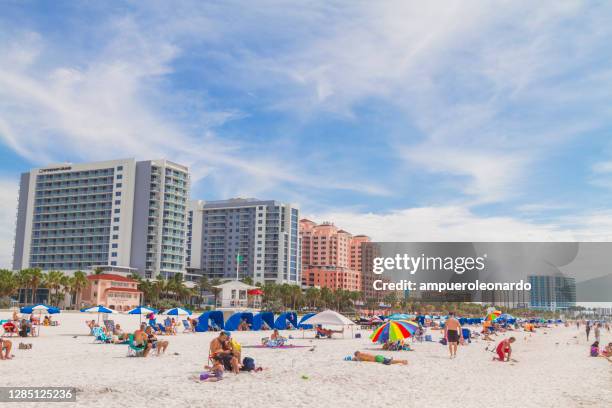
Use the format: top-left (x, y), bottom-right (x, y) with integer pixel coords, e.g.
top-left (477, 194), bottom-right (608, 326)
top-left (307, 206), bottom-right (612, 242)
top-left (0, 16), bottom-right (386, 199)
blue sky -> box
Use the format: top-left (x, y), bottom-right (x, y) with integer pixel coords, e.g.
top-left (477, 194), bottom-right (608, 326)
top-left (1, 1), bottom-right (612, 268)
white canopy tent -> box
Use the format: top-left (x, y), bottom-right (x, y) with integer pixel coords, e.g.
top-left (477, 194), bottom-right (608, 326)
top-left (301, 310), bottom-right (357, 338)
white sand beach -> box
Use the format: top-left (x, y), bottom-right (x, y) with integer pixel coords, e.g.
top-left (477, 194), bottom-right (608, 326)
top-left (1, 311), bottom-right (611, 408)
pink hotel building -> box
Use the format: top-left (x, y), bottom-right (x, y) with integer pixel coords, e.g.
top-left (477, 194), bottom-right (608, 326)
top-left (300, 219), bottom-right (370, 291)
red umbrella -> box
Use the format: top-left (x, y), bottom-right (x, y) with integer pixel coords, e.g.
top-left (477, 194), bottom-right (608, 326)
top-left (247, 289), bottom-right (263, 296)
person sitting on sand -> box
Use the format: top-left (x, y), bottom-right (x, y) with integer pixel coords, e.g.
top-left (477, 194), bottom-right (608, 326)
top-left (270, 329), bottom-right (283, 340)
top-left (238, 319), bottom-right (250, 331)
top-left (262, 329), bottom-right (287, 347)
top-left (210, 331), bottom-right (239, 374)
top-left (112, 324), bottom-right (129, 343)
top-left (494, 337), bottom-right (516, 362)
top-left (145, 326), bottom-right (169, 356)
top-left (315, 325), bottom-right (343, 339)
top-left (352, 351), bottom-right (407, 365)
top-left (1, 338), bottom-right (13, 360)
top-left (201, 360), bottom-right (224, 382)
top-left (133, 324), bottom-right (153, 357)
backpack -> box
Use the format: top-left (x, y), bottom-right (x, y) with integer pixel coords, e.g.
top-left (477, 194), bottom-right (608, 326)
top-left (241, 357), bottom-right (255, 372)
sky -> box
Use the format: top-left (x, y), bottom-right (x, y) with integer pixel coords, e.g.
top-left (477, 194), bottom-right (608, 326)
top-left (1, 0), bottom-right (612, 269)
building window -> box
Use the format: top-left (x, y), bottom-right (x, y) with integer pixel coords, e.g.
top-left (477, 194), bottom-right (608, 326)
top-left (117, 174), bottom-right (123, 180)
top-left (116, 183), bottom-right (122, 188)
top-left (117, 166), bottom-right (123, 171)
top-left (112, 243), bottom-right (118, 248)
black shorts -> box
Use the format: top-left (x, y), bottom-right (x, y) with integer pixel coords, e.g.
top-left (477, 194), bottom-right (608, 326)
top-left (447, 330), bottom-right (459, 343)
top-left (214, 353), bottom-right (234, 371)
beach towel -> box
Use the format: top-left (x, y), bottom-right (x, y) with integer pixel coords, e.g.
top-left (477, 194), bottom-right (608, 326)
top-left (242, 344), bottom-right (309, 349)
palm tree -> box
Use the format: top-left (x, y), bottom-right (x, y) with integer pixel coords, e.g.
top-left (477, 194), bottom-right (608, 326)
top-left (29, 268), bottom-right (44, 304)
top-left (304, 287), bottom-right (321, 309)
top-left (43, 270), bottom-right (65, 306)
top-left (70, 271), bottom-right (89, 308)
top-left (93, 267), bottom-right (104, 275)
top-left (16, 269), bottom-right (32, 304)
top-left (0, 269), bottom-right (18, 299)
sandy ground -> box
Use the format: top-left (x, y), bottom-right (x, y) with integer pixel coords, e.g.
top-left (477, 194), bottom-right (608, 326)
top-left (1, 311), bottom-right (611, 408)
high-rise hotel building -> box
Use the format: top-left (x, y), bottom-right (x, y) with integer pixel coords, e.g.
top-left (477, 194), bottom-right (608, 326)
top-left (12, 159), bottom-right (190, 279)
top-left (187, 198), bottom-right (300, 285)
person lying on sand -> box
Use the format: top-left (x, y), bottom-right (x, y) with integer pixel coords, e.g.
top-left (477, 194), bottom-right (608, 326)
top-left (145, 326), bottom-right (168, 356)
top-left (493, 337), bottom-right (516, 362)
top-left (315, 325), bottom-right (343, 338)
top-left (210, 331), bottom-right (239, 374)
top-left (353, 351), bottom-right (407, 365)
top-left (1, 338), bottom-right (13, 360)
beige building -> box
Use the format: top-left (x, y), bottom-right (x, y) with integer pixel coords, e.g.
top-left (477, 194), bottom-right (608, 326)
top-left (80, 274), bottom-right (142, 311)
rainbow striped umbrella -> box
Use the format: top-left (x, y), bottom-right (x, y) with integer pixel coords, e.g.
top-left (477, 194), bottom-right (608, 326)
top-left (370, 320), bottom-right (419, 343)
top-left (485, 310), bottom-right (502, 321)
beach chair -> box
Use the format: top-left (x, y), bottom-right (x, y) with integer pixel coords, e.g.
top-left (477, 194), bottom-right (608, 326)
top-left (2, 321), bottom-right (18, 337)
top-left (462, 328), bottom-right (471, 344)
top-left (127, 334), bottom-right (145, 357)
top-left (92, 327), bottom-right (111, 343)
top-left (182, 320), bottom-right (193, 333)
top-left (155, 323), bottom-right (167, 335)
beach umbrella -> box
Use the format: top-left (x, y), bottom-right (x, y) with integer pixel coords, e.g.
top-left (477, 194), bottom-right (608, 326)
top-left (20, 304), bottom-right (60, 336)
top-left (162, 307), bottom-right (192, 316)
top-left (162, 307), bottom-right (192, 330)
top-left (370, 320), bottom-right (419, 344)
top-left (127, 306), bottom-right (158, 324)
top-left (80, 305), bottom-right (116, 324)
top-left (485, 310), bottom-right (501, 321)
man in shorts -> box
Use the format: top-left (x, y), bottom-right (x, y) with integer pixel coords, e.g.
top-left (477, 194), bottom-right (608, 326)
top-left (445, 311), bottom-right (462, 359)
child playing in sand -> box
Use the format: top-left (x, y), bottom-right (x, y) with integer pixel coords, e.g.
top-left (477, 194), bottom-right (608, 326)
top-left (494, 337), bottom-right (516, 362)
top-left (201, 361), bottom-right (224, 382)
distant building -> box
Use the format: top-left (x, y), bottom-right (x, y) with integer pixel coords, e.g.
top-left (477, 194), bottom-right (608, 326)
top-left (80, 274), bottom-right (142, 311)
top-left (12, 158), bottom-right (190, 279)
top-left (300, 219), bottom-right (368, 291)
top-left (187, 198), bottom-right (300, 285)
top-left (528, 275), bottom-right (576, 311)
top-left (213, 280), bottom-right (261, 309)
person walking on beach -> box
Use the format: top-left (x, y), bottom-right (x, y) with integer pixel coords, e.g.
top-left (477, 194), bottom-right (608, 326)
top-left (586, 321), bottom-right (591, 341)
top-left (594, 323), bottom-right (601, 343)
top-left (445, 311), bottom-right (462, 359)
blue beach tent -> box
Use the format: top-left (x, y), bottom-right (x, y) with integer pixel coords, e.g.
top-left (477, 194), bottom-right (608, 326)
top-left (224, 312), bottom-right (254, 331)
top-left (274, 312), bottom-right (298, 330)
top-left (297, 313), bottom-right (317, 329)
top-left (252, 312), bottom-right (275, 330)
top-left (195, 310), bottom-right (225, 332)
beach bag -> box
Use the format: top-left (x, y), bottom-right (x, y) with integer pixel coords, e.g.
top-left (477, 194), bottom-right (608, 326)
top-left (241, 357), bottom-right (256, 372)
